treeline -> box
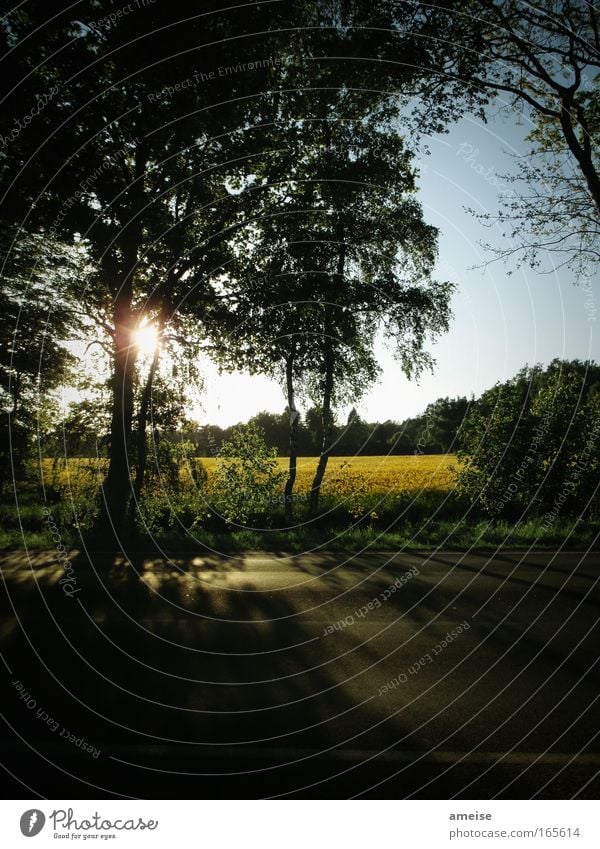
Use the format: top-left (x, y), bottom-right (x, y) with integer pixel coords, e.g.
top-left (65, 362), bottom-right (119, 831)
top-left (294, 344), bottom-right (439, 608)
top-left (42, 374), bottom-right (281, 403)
top-left (180, 397), bottom-right (472, 457)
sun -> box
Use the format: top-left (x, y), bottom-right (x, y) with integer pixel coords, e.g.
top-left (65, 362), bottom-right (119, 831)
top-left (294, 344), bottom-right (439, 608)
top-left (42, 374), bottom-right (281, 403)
top-left (134, 322), bottom-right (159, 356)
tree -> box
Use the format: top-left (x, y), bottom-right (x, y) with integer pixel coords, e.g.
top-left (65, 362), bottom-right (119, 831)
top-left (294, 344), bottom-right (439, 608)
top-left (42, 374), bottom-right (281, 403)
top-left (187, 0), bottom-right (488, 520)
top-left (300, 407), bottom-right (324, 457)
top-left (333, 411), bottom-right (372, 455)
top-left (441, 0), bottom-right (600, 274)
top-left (457, 360), bottom-right (600, 519)
top-left (209, 115), bottom-right (454, 514)
top-left (247, 411), bottom-right (290, 456)
top-left (0, 228), bottom-right (75, 487)
top-left (477, 110), bottom-right (600, 275)
top-left (391, 396), bottom-right (472, 455)
top-left (200, 231), bottom-right (326, 521)
top-left (46, 398), bottom-right (110, 460)
top-left (291, 119), bottom-right (453, 514)
top-left (129, 314), bottom-right (205, 516)
top-left (428, 397), bottom-right (473, 453)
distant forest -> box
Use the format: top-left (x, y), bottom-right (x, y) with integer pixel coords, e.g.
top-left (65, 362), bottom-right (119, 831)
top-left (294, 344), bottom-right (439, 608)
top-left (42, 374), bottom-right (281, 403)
top-left (183, 396), bottom-right (472, 458)
top-left (39, 360), bottom-right (600, 466)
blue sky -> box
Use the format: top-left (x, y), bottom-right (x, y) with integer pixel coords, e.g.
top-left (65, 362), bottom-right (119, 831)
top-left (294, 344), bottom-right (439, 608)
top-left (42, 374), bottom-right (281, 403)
top-left (197, 109), bottom-right (599, 427)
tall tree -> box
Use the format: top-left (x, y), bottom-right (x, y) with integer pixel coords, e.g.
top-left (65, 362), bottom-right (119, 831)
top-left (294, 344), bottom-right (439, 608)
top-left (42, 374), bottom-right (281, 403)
top-left (204, 238), bottom-right (326, 523)
top-left (286, 118), bottom-right (452, 513)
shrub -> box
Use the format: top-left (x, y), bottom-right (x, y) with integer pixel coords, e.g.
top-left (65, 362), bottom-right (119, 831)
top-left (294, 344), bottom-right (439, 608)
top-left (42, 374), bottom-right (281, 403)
top-left (210, 423), bottom-right (286, 526)
top-left (457, 360), bottom-right (600, 519)
top-left (145, 439), bottom-right (207, 494)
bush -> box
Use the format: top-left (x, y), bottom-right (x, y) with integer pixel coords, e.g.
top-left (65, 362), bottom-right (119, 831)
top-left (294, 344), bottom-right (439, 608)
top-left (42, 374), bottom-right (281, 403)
top-left (144, 439), bottom-right (207, 494)
top-left (457, 360), bottom-right (600, 519)
top-left (210, 423), bottom-right (286, 526)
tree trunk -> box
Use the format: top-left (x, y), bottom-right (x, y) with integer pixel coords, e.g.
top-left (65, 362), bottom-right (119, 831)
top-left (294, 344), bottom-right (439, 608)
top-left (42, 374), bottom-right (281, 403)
top-left (96, 150), bottom-right (146, 536)
top-left (99, 296), bottom-right (136, 532)
top-left (309, 218), bottom-right (345, 516)
top-left (284, 354), bottom-right (298, 523)
top-left (130, 341), bottom-right (161, 520)
top-left (309, 307), bottom-right (335, 516)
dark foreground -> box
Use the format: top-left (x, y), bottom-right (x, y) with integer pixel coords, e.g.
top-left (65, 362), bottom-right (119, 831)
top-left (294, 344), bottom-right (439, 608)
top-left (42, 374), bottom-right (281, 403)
top-left (1, 548), bottom-right (598, 799)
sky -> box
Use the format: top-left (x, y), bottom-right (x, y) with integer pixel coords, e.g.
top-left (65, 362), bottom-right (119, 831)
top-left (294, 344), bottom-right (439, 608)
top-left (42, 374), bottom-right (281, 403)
top-left (194, 107), bottom-right (599, 428)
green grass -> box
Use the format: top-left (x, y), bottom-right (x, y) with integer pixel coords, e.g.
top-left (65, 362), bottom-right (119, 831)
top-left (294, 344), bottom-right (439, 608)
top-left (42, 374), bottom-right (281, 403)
top-left (3, 516), bottom-right (596, 553)
top-left (2, 462), bottom-right (598, 553)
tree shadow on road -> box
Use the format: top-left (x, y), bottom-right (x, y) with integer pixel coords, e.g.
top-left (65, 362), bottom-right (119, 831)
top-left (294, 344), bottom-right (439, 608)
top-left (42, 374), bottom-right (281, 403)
top-left (0, 547), bottom-right (435, 798)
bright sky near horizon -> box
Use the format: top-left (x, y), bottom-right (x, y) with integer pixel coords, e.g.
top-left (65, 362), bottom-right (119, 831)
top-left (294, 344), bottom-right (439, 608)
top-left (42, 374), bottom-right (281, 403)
top-left (194, 107), bottom-right (599, 428)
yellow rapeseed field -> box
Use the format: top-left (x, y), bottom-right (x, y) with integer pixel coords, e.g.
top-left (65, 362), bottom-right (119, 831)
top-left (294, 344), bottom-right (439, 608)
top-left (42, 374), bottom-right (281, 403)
top-left (40, 454), bottom-right (460, 497)
top-left (202, 454), bottom-right (459, 495)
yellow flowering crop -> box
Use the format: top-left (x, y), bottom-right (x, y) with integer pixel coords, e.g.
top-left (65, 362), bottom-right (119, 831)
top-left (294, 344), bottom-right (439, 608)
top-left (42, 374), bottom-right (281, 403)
top-left (40, 454), bottom-right (460, 499)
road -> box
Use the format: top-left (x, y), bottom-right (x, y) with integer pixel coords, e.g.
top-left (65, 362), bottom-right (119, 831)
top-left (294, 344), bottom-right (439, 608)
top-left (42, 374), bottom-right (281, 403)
top-left (1, 548), bottom-right (599, 798)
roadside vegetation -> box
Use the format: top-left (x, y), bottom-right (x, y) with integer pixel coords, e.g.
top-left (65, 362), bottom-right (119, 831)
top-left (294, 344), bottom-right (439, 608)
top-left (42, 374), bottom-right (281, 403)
top-left (2, 360), bottom-right (598, 552)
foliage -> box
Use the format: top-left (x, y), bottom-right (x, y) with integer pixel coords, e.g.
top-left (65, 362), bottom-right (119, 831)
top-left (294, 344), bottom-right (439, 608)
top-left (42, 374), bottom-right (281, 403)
top-left (6, 480), bottom-right (598, 553)
top-left (210, 424), bottom-right (286, 526)
top-left (0, 1), bottom-right (485, 528)
top-left (457, 360), bottom-right (600, 518)
top-left (40, 456), bottom-right (102, 533)
top-left (390, 397), bottom-right (473, 455)
top-left (44, 398), bottom-right (111, 459)
top-left (479, 118), bottom-right (600, 276)
top-left (452, 0), bottom-right (600, 276)
top-left (185, 400), bottom-right (472, 459)
top-left (0, 228), bottom-right (77, 486)
top-left (143, 439), bottom-right (207, 495)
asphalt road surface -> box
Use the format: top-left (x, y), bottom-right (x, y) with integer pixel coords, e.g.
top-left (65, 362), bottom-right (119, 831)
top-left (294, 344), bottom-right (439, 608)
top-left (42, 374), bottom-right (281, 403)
top-left (1, 548), bottom-right (599, 798)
